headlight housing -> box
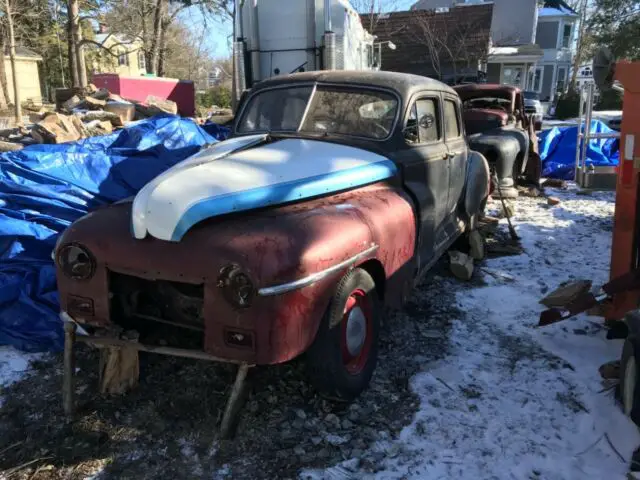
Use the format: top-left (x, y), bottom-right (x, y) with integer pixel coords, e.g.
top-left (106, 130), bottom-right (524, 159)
top-left (57, 244), bottom-right (96, 280)
top-left (217, 264), bottom-right (255, 308)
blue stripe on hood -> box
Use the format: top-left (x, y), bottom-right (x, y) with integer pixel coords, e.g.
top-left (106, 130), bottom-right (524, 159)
top-left (170, 159), bottom-right (397, 241)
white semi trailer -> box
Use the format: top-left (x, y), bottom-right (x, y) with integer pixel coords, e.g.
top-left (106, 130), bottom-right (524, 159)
top-left (232, 0), bottom-right (388, 102)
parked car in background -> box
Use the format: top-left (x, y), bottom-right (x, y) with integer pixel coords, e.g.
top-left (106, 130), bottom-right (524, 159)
top-left (454, 83), bottom-right (541, 198)
top-left (55, 71), bottom-right (490, 402)
top-left (523, 91), bottom-right (544, 128)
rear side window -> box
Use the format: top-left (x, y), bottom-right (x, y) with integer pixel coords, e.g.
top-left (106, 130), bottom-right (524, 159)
top-left (444, 99), bottom-right (461, 139)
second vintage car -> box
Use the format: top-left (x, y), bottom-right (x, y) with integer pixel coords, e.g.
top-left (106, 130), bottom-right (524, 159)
top-left (454, 83), bottom-right (541, 198)
top-left (55, 71), bottom-right (490, 401)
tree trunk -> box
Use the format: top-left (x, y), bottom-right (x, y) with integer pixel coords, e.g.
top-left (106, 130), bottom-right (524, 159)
top-left (569, 0), bottom-right (588, 93)
top-left (6, 0), bottom-right (20, 122)
top-left (149, 0), bottom-right (166, 75)
top-left (158, 18), bottom-right (169, 77)
top-left (69, 0), bottom-right (87, 87)
top-left (0, 29), bottom-right (9, 110)
top-left (67, 0), bottom-right (79, 87)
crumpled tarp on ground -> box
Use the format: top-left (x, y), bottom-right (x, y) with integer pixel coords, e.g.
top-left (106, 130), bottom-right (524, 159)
top-left (0, 115), bottom-right (222, 352)
top-left (539, 119), bottom-right (620, 180)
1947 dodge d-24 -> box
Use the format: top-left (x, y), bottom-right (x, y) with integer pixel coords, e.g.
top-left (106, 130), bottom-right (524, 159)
top-left (55, 71), bottom-right (489, 412)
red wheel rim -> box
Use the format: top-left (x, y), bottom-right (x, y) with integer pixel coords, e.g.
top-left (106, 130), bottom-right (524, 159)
top-left (340, 289), bottom-right (373, 375)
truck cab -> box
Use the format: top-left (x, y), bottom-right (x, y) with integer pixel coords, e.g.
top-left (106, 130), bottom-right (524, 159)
top-left (233, 0), bottom-right (382, 99)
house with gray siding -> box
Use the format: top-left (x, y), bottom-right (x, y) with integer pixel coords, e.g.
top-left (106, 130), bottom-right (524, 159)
top-left (535, 4), bottom-right (579, 101)
top-left (412, 0), bottom-right (543, 90)
top-left (412, 0), bottom-right (578, 101)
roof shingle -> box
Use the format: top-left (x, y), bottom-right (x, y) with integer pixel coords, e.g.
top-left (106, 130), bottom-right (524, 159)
top-left (362, 4), bottom-right (493, 79)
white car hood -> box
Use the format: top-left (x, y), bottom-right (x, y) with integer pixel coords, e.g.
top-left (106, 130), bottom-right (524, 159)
top-left (131, 136), bottom-right (397, 242)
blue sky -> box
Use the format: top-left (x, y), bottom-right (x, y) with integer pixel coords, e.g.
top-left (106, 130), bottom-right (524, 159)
top-left (183, 0), bottom-right (416, 60)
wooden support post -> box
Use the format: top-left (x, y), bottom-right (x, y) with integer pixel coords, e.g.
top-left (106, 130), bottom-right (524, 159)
top-left (98, 331), bottom-right (140, 395)
top-left (219, 363), bottom-right (250, 439)
top-left (63, 321), bottom-right (77, 417)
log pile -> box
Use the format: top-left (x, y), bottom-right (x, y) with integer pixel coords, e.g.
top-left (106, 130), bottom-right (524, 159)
top-left (0, 83), bottom-right (179, 150)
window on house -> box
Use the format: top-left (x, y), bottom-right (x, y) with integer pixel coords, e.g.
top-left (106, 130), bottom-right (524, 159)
top-left (138, 51), bottom-right (146, 71)
top-left (562, 24), bottom-right (572, 48)
top-left (118, 52), bottom-right (129, 67)
top-left (528, 66), bottom-right (543, 92)
top-left (444, 100), bottom-right (461, 139)
top-left (556, 67), bottom-right (567, 96)
top-left (502, 65), bottom-right (523, 88)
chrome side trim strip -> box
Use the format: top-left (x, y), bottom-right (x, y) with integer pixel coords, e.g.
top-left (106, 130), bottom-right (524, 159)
top-left (258, 245), bottom-right (379, 296)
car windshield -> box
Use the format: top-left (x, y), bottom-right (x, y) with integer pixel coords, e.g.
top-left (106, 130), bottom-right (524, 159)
top-left (237, 86), bottom-right (398, 140)
top-left (523, 91), bottom-right (540, 100)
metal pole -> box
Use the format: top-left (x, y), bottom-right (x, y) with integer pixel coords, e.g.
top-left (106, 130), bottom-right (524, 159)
top-left (581, 82), bottom-right (594, 181)
top-left (324, 0), bottom-right (332, 32)
top-left (575, 83), bottom-right (585, 182)
top-left (75, 335), bottom-right (247, 364)
top-left (63, 321), bottom-right (77, 417)
top-left (219, 363), bottom-right (251, 439)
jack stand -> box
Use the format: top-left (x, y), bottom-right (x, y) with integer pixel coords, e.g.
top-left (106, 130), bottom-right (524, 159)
top-left (219, 363), bottom-right (251, 439)
top-left (63, 321), bottom-right (77, 418)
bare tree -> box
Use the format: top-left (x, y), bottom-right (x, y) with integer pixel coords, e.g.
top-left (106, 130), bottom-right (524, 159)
top-left (1, 0), bottom-right (21, 121)
top-left (351, 0), bottom-right (401, 32)
top-left (412, 9), bottom-right (490, 82)
top-left (568, 0), bottom-right (595, 92)
top-left (67, 0), bottom-right (88, 87)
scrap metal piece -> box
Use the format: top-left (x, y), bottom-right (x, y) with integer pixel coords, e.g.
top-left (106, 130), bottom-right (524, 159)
top-left (63, 320), bottom-right (77, 417)
top-left (538, 270), bottom-right (640, 326)
top-left (539, 280), bottom-right (592, 308)
top-left (219, 363), bottom-right (251, 439)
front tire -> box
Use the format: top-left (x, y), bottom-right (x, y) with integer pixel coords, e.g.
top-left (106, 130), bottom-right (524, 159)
top-left (306, 268), bottom-right (381, 401)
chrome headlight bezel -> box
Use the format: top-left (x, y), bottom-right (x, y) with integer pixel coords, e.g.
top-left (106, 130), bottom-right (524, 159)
top-left (217, 264), bottom-right (255, 309)
top-left (56, 243), bottom-right (96, 281)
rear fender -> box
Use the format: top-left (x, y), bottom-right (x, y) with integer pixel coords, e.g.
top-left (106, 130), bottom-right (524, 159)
top-left (464, 150), bottom-right (490, 219)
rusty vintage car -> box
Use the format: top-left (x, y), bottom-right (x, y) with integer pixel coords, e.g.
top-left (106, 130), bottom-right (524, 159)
top-left (55, 71), bottom-right (490, 411)
top-left (453, 84), bottom-right (541, 198)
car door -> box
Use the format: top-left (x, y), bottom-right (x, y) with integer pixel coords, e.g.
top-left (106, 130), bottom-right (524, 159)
top-left (442, 93), bottom-right (467, 216)
top-left (395, 94), bottom-right (449, 267)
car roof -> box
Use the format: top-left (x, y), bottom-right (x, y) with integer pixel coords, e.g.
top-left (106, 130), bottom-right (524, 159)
top-left (251, 70), bottom-right (457, 98)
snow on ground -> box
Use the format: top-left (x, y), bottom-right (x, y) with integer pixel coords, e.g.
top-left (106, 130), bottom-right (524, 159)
top-left (0, 347), bottom-right (40, 407)
top-left (304, 186), bottom-right (640, 480)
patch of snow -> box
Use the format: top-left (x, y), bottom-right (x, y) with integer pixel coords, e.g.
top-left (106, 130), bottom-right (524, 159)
top-left (0, 346), bottom-right (39, 407)
top-left (324, 433), bottom-right (349, 446)
top-left (178, 437), bottom-right (203, 477)
top-left (489, 46), bottom-right (519, 55)
top-left (303, 187), bottom-right (640, 479)
top-left (539, 6), bottom-right (577, 16)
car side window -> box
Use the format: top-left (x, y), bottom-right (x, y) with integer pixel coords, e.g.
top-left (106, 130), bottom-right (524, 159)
top-left (404, 98), bottom-right (440, 144)
top-left (444, 99), bottom-right (461, 139)
top-left (416, 98), bottom-right (440, 143)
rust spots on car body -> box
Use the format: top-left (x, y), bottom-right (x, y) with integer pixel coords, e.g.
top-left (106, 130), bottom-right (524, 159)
top-left (55, 183), bottom-right (416, 365)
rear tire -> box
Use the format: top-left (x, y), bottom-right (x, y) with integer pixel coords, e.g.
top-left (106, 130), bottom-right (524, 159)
top-left (306, 268), bottom-right (381, 401)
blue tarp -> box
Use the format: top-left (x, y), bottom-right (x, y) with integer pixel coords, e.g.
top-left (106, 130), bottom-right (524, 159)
top-left (0, 115), bottom-right (225, 352)
top-left (539, 119), bottom-right (620, 180)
